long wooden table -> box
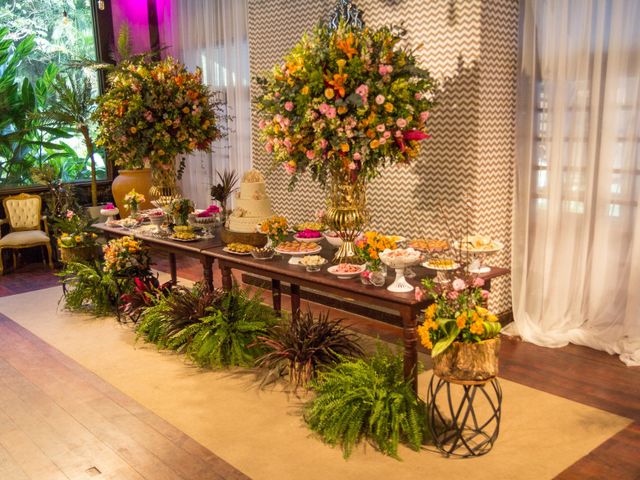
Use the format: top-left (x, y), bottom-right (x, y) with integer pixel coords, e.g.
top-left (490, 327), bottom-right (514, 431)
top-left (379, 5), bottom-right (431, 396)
top-left (204, 245), bottom-right (509, 392)
top-left (95, 223), bottom-right (223, 290)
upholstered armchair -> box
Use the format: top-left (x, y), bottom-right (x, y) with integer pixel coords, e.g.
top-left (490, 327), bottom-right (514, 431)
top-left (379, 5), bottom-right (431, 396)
top-left (0, 193), bottom-right (53, 275)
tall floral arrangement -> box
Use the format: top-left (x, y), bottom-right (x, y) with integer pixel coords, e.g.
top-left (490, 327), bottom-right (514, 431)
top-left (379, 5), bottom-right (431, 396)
top-left (94, 57), bottom-right (224, 170)
top-left (256, 22), bottom-right (436, 186)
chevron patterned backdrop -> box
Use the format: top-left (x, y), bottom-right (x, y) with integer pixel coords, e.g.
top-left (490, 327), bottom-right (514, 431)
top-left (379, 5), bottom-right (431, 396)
top-left (247, 0), bottom-right (518, 312)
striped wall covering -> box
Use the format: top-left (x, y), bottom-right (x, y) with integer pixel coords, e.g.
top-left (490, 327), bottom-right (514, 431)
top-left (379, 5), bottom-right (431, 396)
top-left (247, 0), bottom-right (519, 313)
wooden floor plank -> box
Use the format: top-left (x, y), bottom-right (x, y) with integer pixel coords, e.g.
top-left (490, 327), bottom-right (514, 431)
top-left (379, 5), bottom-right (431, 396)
top-left (0, 314), bottom-right (248, 480)
top-left (0, 442), bottom-right (31, 480)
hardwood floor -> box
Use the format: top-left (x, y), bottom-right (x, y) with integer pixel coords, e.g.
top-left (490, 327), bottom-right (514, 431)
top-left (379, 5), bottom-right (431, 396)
top-left (0, 257), bottom-right (638, 479)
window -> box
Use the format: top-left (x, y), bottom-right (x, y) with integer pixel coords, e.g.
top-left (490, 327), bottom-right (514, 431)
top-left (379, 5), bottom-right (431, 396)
top-left (0, 0), bottom-right (107, 189)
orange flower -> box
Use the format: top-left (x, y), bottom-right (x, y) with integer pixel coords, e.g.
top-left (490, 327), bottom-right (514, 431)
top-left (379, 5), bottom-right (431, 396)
top-left (336, 33), bottom-right (357, 59)
top-left (325, 73), bottom-right (348, 98)
top-left (456, 312), bottom-right (468, 329)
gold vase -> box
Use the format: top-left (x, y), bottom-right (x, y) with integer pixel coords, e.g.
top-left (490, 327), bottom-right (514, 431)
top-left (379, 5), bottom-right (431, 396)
top-left (149, 166), bottom-right (181, 207)
top-left (325, 173), bottom-right (369, 263)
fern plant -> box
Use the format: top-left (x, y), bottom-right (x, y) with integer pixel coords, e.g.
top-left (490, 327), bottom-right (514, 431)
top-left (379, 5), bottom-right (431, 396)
top-left (171, 288), bottom-right (278, 368)
top-left (59, 261), bottom-right (119, 316)
top-left (255, 310), bottom-right (364, 388)
top-left (304, 345), bottom-right (425, 459)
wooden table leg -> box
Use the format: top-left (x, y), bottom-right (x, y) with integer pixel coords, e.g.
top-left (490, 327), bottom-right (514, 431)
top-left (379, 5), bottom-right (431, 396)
top-left (272, 279), bottom-right (282, 316)
top-left (169, 253), bottom-right (177, 285)
top-left (201, 256), bottom-right (214, 291)
top-left (400, 307), bottom-right (418, 393)
top-left (221, 264), bottom-right (233, 291)
top-left (290, 284), bottom-right (301, 322)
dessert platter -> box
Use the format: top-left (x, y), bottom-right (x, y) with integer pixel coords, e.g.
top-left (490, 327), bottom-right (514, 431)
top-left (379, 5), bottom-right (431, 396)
top-left (227, 170), bottom-right (273, 234)
top-left (274, 241), bottom-right (322, 256)
top-left (193, 205), bottom-right (220, 238)
top-left (299, 254), bottom-right (327, 272)
top-left (379, 248), bottom-right (424, 292)
top-left (453, 235), bottom-right (504, 273)
top-left (170, 226), bottom-right (199, 242)
top-left (327, 263), bottom-right (366, 279)
top-left (251, 246), bottom-right (275, 260)
top-left (294, 229), bottom-right (323, 243)
top-left (409, 238), bottom-right (449, 253)
top-left (224, 242), bottom-right (255, 255)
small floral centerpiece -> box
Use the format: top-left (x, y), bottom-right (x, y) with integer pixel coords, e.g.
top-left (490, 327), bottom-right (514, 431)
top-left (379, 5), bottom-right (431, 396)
top-left (169, 198), bottom-right (195, 226)
top-left (55, 210), bottom-right (99, 262)
top-left (123, 189), bottom-right (145, 215)
top-left (417, 275), bottom-right (501, 382)
top-left (256, 22), bottom-right (436, 186)
top-left (95, 57), bottom-right (224, 171)
top-left (260, 215), bottom-right (289, 246)
top-left (355, 231), bottom-right (398, 270)
top-left (102, 236), bottom-right (151, 277)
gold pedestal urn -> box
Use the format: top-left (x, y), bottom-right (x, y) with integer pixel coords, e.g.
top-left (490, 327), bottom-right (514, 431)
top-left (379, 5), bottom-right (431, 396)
top-left (325, 173), bottom-right (369, 263)
top-left (149, 165), bottom-right (181, 207)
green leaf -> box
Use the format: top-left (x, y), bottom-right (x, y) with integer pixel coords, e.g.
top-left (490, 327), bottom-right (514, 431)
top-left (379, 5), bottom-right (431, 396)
top-left (482, 321), bottom-right (501, 339)
top-left (431, 320), bottom-right (459, 357)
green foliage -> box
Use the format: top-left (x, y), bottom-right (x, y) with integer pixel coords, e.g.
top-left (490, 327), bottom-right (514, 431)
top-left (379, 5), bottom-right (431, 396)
top-left (58, 261), bottom-right (119, 316)
top-left (255, 309), bottom-right (364, 389)
top-left (137, 285), bottom-right (278, 368)
top-left (305, 346), bottom-right (425, 459)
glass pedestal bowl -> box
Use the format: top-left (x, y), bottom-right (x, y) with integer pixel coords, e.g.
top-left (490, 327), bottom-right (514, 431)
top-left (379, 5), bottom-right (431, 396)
top-left (379, 248), bottom-right (423, 293)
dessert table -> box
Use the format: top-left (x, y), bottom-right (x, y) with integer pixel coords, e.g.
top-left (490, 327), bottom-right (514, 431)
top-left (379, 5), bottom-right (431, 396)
top-left (204, 244), bottom-right (509, 392)
top-left (94, 223), bottom-right (223, 290)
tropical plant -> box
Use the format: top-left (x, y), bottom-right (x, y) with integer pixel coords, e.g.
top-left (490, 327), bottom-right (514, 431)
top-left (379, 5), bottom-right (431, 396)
top-left (136, 283), bottom-right (224, 347)
top-left (304, 345), bottom-right (425, 459)
top-left (416, 275), bottom-right (501, 357)
top-left (256, 21), bottom-right (437, 187)
top-left (58, 261), bottom-right (119, 316)
top-left (37, 71), bottom-right (100, 206)
top-left (255, 310), bottom-right (364, 388)
top-left (30, 163), bottom-right (79, 219)
top-left (119, 276), bottom-right (173, 324)
top-left (169, 288), bottom-right (278, 368)
top-left (210, 169), bottom-right (238, 219)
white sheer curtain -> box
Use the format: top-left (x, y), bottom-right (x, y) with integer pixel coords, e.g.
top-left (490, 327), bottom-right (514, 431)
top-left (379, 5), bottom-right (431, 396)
top-left (510, 0), bottom-right (640, 365)
top-left (163, 0), bottom-right (251, 208)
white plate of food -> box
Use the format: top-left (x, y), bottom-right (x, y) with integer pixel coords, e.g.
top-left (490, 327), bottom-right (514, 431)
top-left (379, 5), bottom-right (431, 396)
top-left (170, 235), bottom-right (200, 242)
top-left (223, 243), bottom-right (255, 255)
top-left (453, 236), bottom-right (504, 254)
top-left (409, 238), bottom-right (449, 252)
top-left (422, 258), bottom-right (460, 270)
top-left (275, 241), bottom-right (322, 256)
top-left (327, 263), bottom-right (366, 279)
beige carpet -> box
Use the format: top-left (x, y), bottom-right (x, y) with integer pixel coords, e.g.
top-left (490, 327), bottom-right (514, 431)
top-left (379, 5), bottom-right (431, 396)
top-left (0, 286), bottom-right (631, 480)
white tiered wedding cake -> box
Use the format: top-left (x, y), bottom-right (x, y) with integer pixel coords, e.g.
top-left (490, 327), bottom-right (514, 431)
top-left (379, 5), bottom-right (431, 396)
top-left (227, 169), bottom-right (273, 233)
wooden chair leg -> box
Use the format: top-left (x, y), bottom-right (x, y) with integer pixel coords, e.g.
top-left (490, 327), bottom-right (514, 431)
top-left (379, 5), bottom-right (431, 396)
top-left (12, 250), bottom-right (17, 270)
top-left (45, 243), bottom-right (54, 270)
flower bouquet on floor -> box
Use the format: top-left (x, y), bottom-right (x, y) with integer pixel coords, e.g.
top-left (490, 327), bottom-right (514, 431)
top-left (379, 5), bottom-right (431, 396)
top-left (417, 275), bottom-right (501, 382)
top-left (102, 236), bottom-right (152, 279)
top-left (55, 209), bottom-right (99, 263)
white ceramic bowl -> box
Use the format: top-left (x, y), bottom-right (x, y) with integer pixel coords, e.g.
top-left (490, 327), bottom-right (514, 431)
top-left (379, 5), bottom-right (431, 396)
top-left (379, 248), bottom-right (423, 269)
top-left (327, 263), bottom-right (366, 279)
top-left (322, 231), bottom-right (344, 248)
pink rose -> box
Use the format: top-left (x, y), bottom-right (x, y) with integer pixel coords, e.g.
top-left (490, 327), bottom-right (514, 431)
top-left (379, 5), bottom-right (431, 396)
top-left (414, 287), bottom-right (425, 302)
top-left (144, 111), bottom-right (154, 122)
top-left (415, 92), bottom-right (423, 100)
top-left (448, 291), bottom-right (460, 300)
top-left (318, 103), bottom-right (329, 114)
top-left (420, 111), bottom-right (430, 123)
top-left (481, 290), bottom-right (490, 300)
top-left (396, 118), bottom-right (407, 128)
top-left (353, 152), bottom-right (361, 161)
top-left (473, 277), bottom-right (485, 287)
top-left (274, 114), bottom-right (283, 123)
top-left (274, 92), bottom-right (280, 98)
top-left (378, 65), bottom-right (388, 76)
top-left (306, 150), bottom-right (315, 160)
top-left (452, 278), bottom-right (466, 291)
top-left (283, 162), bottom-right (296, 175)
top-left (355, 84), bottom-right (369, 101)
top-left (375, 124), bottom-right (386, 132)
top-left (282, 117), bottom-right (291, 127)
top-left (265, 142), bottom-right (273, 153)
top-left (320, 138), bottom-right (328, 149)
top-left (258, 119), bottom-right (266, 129)
top-left (378, 137), bottom-right (387, 145)
top-left (348, 161), bottom-right (357, 170)
top-left (283, 138), bottom-right (292, 152)
top-left (284, 101), bottom-right (294, 111)
top-left (66, 210), bottom-right (74, 219)
top-left (326, 107), bottom-right (337, 119)
top-left (383, 131), bottom-right (391, 139)
top-left (375, 94), bottom-right (385, 105)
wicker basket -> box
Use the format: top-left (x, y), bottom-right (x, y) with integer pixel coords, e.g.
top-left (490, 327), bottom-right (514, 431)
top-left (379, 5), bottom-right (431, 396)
top-left (432, 337), bottom-right (500, 383)
top-left (220, 228), bottom-right (268, 247)
top-left (59, 245), bottom-right (100, 263)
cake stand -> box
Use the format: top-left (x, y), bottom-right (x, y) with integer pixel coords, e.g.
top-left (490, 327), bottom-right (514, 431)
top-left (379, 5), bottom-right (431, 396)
top-left (193, 215), bottom-right (219, 238)
top-left (100, 207), bottom-right (119, 224)
top-left (379, 248), bottom-right (423, 293)
top-left (148, 213), bottom-right (166, 234)
top-left (453, 240), bottom-right (504, 274)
